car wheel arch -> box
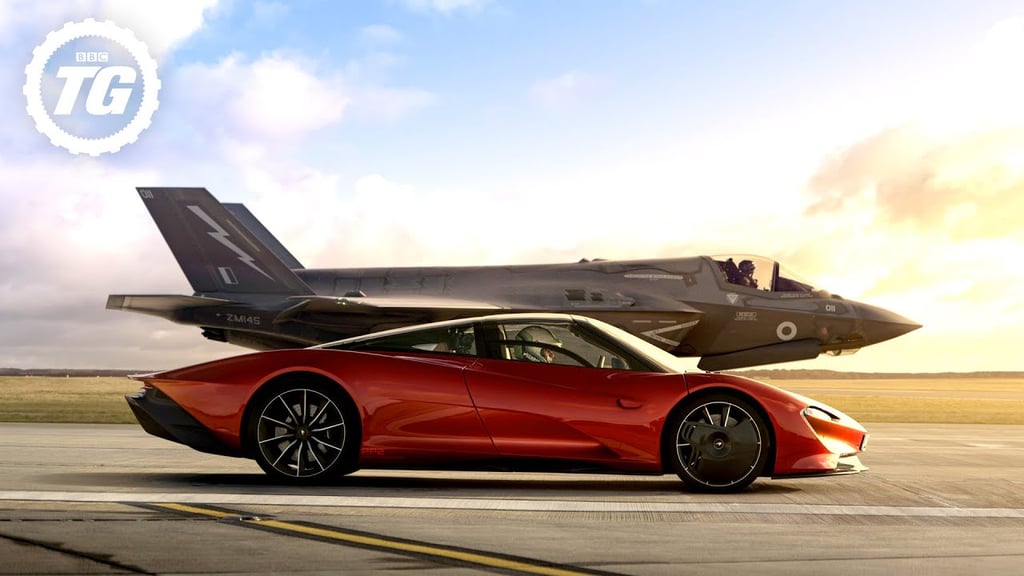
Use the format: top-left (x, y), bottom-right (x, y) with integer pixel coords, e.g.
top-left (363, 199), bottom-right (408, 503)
top-left (241, 371), bottom-right (362, 461)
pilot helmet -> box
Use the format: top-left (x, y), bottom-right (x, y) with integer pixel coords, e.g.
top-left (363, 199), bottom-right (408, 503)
top-left (516, 325), bottom-right (562, 347)
top-left (739, 260), bottom-right (756, 274)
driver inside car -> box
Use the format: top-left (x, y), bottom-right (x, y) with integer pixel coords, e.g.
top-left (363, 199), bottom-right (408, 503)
top-left (515, 325), bottom-right (562, 363)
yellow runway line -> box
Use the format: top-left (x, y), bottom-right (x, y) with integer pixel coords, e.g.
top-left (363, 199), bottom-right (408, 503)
top-left (148, 502), bottom-right (618, 576)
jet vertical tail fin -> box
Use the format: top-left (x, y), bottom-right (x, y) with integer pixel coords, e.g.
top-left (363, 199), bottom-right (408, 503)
top-left (136, 187), bottom-right (313, 296)
top-left (223, 202), bottom-right (305, 270)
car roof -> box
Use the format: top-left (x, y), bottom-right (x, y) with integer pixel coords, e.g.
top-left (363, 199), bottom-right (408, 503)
top-left (310, 312), bottom-right (588, 349)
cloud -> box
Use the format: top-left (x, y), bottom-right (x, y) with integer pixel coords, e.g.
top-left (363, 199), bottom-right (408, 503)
top-left (97, 0), bottom-right (219, 60)
top-left (237, 173), bottom-right (499, 268)
top-left (0, 0), bottom-right (227, 369)
top-left (0, 162), bottom-right (176, 286)
top-left (0, 9), bottom-right (441, 363)
top-left (794, 17), bottom-right (1024, 352)
top-left (528, 71), bottom-right (603, 111)
top-left (166, 50), bottom-right (435, 151)
top-left (798, 122), bottom-right (1024, 371)
top-left (0, 2), bottom-right (88, 44)
top-left (0, 1), bottom-right (219, 60)
top-left (807, 125), bottom-right (1024, 241)
top-left (171, 53), bottom-right (350, 143)
top-left (337, 49), bottom-right (437, 121)
top-left (0, 155), bottom-right (216, 368)
top-left (0, 1), bottom-right (219, 151)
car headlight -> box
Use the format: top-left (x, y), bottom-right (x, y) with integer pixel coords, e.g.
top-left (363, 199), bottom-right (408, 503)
top-left (803, 406), bottom-right (839, 422)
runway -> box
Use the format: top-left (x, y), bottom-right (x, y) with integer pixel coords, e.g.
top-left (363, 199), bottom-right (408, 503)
top-left (1, 423), bottom-right (1023, 575)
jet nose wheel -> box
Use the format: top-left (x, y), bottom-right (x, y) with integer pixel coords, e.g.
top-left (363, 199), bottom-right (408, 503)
top-left (667, 395), bottom-right (770, 492)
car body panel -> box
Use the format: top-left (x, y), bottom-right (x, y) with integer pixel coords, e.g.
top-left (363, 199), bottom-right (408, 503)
top-left (465, 359), bottom-right (688, 469)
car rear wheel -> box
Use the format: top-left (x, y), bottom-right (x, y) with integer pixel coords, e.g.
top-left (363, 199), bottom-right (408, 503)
top-left (249, 380), bottom-right (358, 482)
top-left (667, 394), bottom-right (770, 493)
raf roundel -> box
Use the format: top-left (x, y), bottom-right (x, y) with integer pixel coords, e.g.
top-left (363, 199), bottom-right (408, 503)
top-left (23, 19), bottom-right (160, 156)
top-left (776, 321), bottom-right (798, 341)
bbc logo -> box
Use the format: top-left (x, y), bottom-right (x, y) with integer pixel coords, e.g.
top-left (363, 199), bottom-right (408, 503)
top-left (75, 51), bottom-right (110, 63)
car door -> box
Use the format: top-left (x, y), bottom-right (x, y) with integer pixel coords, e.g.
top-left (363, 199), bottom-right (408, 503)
top-left (463, 320), bottom-right (681, 467)
top-left (336, 324), bottom-right (500, 465)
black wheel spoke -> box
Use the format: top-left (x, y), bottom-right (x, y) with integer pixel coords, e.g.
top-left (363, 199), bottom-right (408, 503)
top-left (311, 435), bottom-right (344, 453)
top-left (276, 395), bottom-right (300, 426)
top-left (259, 431), bottom-right (293, 445)
top-left (306, 440), bottom-right (325, 471)
top-left (271, 439), bottom-right (299, 468)
top-left (312, 421), bottom-right (345, 434)
top-left (260, 414), bottom-right (294, 430)
top-left (300, 390), bottom-right (313, 426)
top-left (309, 396), bottom-right (330, 427)
top-left (294, 440), bottom-right (306, 477)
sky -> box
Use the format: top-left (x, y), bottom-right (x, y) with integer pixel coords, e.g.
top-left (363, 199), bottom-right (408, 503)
top-left (1, 0), bottom-right (1023, 372)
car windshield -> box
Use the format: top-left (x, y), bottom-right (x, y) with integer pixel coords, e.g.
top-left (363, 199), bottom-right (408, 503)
top-left (574, 317), bottom-right (682, 373)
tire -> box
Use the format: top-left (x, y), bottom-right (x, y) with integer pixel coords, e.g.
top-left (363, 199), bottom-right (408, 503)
top-left (666, 393), bottom-right (770, 493)
top-left (247, 378), bottom-right (359, 483)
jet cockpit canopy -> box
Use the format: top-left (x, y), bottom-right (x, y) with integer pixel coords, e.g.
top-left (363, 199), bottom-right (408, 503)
top-left (712, 255), bottom-right (824, 296)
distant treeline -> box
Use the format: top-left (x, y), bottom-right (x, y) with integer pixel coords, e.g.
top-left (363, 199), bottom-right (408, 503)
top-left (730, 369), bottom-right (1024, 379)
top-left (3, 367), bottom-right (1024, 379)
top-left (0, 368), bottom-right (146, 377)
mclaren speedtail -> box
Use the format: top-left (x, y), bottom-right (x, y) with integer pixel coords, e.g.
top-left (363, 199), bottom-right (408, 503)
top-left (127, 313), bottom-right (868, 492)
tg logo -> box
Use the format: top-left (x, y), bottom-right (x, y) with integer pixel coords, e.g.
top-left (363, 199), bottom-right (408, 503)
top-left (23, 19), bottom-right (161, 156)
top-left (56, 53), bottom-right (135, 116)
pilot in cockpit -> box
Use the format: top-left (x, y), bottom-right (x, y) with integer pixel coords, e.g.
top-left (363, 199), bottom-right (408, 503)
top-left (738, 260), bottom-right (758, 289)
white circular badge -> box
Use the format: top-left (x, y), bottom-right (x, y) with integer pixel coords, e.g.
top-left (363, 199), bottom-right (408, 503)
top-left (23, 19), bottom-right (160, 156)
top-left (776, 321), bottom-right (797, 341)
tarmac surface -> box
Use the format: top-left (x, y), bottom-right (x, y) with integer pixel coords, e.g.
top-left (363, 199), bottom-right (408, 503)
top-left (1, 422), bottom-right (1023, 575)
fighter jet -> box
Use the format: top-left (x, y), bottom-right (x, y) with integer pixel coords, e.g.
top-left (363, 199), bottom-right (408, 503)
top-left (106, 187), bottom-right (920, 370)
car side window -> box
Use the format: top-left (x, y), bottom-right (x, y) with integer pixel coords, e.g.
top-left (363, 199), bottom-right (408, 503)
top-left (342, 326), bottom-right (477, 356)
top-left (491, 321), bottom-right (637, 369)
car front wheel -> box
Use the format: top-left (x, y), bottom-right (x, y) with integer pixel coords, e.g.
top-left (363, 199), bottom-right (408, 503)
top-left (667, 394), bottom-right (770, 493)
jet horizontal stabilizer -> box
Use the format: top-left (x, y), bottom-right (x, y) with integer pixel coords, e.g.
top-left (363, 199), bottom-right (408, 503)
top-left (106, 294), bottom-right (235, 320)
top-left (697, 338), bottom-right (821, 372)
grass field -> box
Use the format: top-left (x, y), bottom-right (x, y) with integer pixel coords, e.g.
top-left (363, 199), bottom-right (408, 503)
top-left (0, 376), bottom-right (140, 424)
top-left (775, 378), bottom-right (1024, 425)
top-left (1, 375), bottom-right (1023, 425)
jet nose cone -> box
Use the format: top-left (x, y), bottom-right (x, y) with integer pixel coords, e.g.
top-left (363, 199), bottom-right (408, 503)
top-left (854, 302), bottom-right (922, 345)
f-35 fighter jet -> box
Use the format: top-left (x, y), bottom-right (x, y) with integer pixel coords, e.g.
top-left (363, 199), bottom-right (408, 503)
top-left (107, 188), bottom-right (920, 370)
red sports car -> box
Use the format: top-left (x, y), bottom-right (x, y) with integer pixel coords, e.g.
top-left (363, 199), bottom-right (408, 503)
top-left (126, 313), bottom-right (868, 492)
